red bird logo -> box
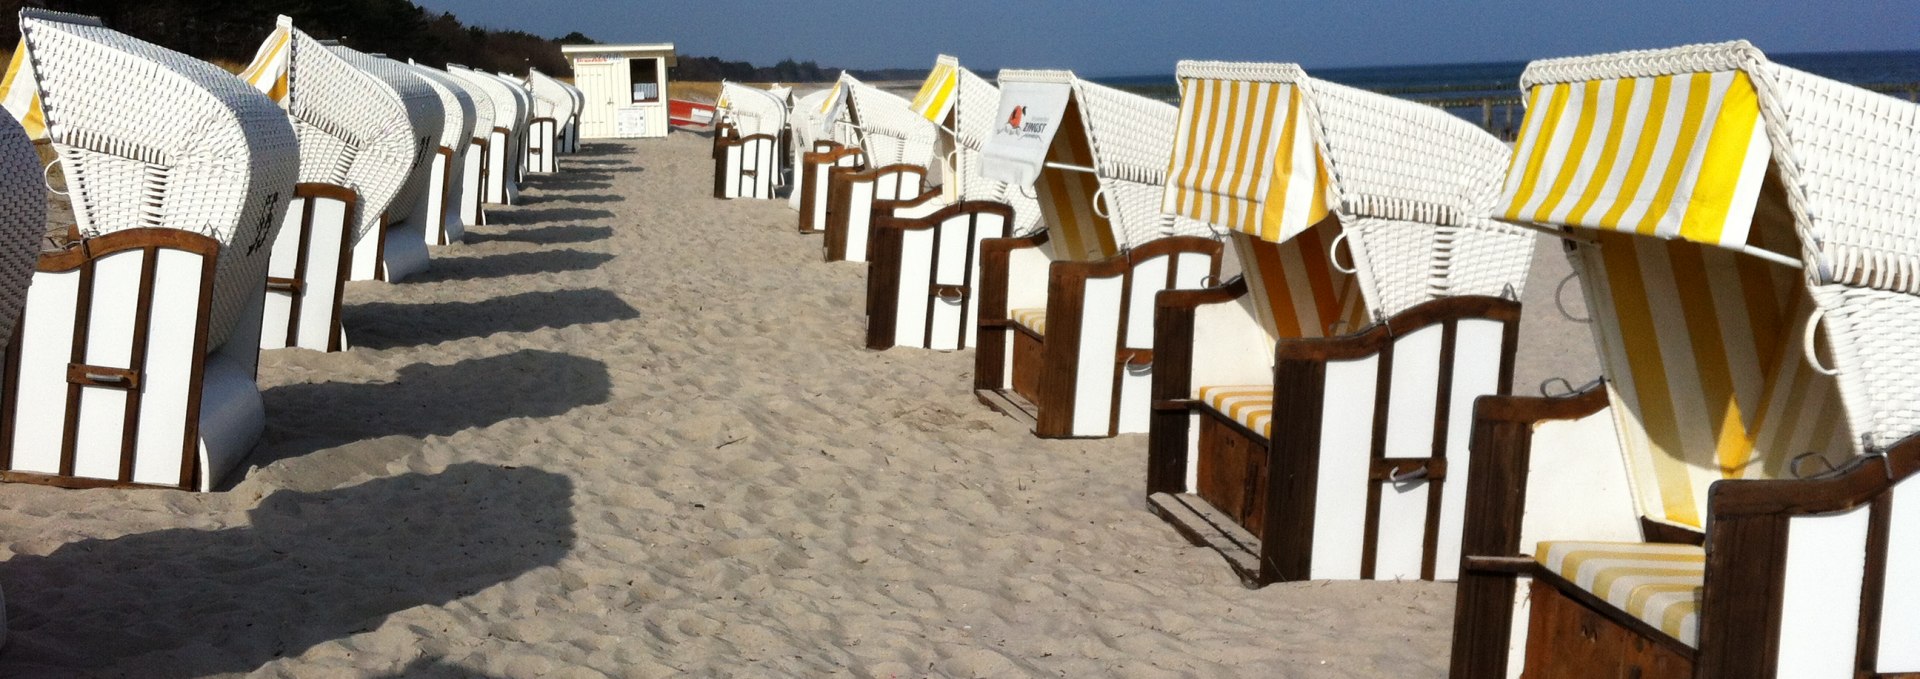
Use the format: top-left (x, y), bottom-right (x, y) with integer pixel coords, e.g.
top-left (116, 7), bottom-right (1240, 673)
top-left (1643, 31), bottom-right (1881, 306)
top-left (1007, 106), bottom-right (1026, 130)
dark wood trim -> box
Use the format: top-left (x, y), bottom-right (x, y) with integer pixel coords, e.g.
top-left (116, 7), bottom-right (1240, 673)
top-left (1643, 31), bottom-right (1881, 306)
top-left (797, 143), bottom-right (863, 234)
top-left (863, 201), bottom-right (1013, 351)
top-left (1640, 518), bottom-right (1707, 546)
top-left (823, 164), bottom-right (926, 262)
top-left (971, 231), bottom-right (1049, 393)
top-left (1357, 329), bottom-right (1395, 580)
top-left (1145, 277), bottom-right (1249, 498)
top-left (1262, 354), bottom-right (1328, 584)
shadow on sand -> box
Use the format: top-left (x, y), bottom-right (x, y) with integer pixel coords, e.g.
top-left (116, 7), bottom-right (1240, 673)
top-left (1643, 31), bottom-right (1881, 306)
top-left (406, 249), bottom-right (614, 283)
top-left (343, 288), bottom-right (638, 349)
top-left (250, 349), bottom-right (610, 467)
top-left (462, 225), bottom-right (611, 246)
top-left (483, 207), bottom-right (614, 226)
top-left (0, 463), bottom-right (576, 676)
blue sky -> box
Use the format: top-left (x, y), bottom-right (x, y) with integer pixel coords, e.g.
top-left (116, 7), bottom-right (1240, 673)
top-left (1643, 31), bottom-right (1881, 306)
top-left (418, 0), bottom-right (1920, 75)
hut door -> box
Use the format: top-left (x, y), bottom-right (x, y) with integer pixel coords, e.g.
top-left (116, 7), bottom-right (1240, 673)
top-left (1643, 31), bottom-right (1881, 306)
top-left (575, 64), bottom-right (616, 139)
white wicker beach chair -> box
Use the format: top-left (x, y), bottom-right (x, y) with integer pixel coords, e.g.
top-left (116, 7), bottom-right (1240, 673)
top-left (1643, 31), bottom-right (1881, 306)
top-left (407, 61), bottom-right (478, 245)
top-left (446, 66), bottom-right (524, 205)
top-left (432, 65), bottom-right (494, 228)
top-left (240, 17), bottom-right (432, 349)
top-left (325, 45), bottom-right (443, 283)
top-left (0, 9), bottom-right (298, 490)
top-left (561, 79), bottom-right (584, 153)
top-left (971, 68), bottom-right (1223, 438)
top-left (712, 82), bottom-right (786, 200)
top-left (793, 84), bottom-right (867, 231)
top-left (528, 69), bottom-right (575, 172)
top-left (821, 74), bottom-right (941, 263)
top-left (493, 72), bottom-right (532, 190)
top-left (1142, 61), bottom-right (1533, 587)
top-left (1448, 42), bottom-right (1920, 679)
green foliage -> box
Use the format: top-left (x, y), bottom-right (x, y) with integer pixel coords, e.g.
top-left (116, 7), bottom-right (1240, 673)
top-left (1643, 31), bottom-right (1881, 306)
top-left (0, 0), bottom-right (584, 76)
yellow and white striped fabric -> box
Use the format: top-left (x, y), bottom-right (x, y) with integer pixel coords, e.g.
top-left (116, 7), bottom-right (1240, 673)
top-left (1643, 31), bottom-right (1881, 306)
top-left (1198, 385), bottom-right (1274, 438)
top-left (0, 43), bottom-right (48, 139)
top-left (1537, 541), bottom-right (1705, 647)
top-left (1234, 230), bottom-right (1370, 342)
top-left (1580, 232), bottom-right (1853, 529)
top-left (1163, 77), bottom-right (1329, 245)
top-left (910, 58), bottom-right (958, 125)
top-left (1501, 71), bottom-right (1771, 250)
top-left (239, 19), bottom-right (291, 104)
top-left (1037, 99), bottom-right (1119, 262)
top-left (1009, 307), bottom-right (1047, 336)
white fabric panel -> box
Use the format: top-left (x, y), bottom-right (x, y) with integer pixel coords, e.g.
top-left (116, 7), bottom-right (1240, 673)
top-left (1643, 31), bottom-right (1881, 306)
top-left (12, 271), bottom-right (80, 474)
top-left (1433, 319), bottom-right (1508, 580)
top-left (1881, 477), bottom-right (1920, 671)
top-left (1777, 506), bottom-right (1871, 677)
top-left (73, 252), bottom-right (142, 480)
top-left (261, 200), bottom-right (306, 350)
top-left (1374, 325), bottom-right (1443, 579)
top-left (298, 196), bottom-right (350, 350)
top-left (194, 350), bottom-right (266, 491)
top-left (843, 181), bottom-right (876, 263)
top-left (926, 215), bottom-right (974, 350)
top-left (981, 80), bottom-right (1073, 186)
top-left (1071, 275), bottom-right (1124, 435)
top-left (1115, 366), bottom-right (1152, 434)
top-left (131, 249), bottom-right (203, 486)
top-left (460, 144), bottom-right (485, 223)
top-left (966, 213), bottom-right (1008, 348)
top-left (893, 229), bottom-right (935, 347)
top-left (1186, 300), bottom-right (1273, 392)
top-left (1125, 255), bottom-right (1171, 349)
top-left (485, 130), bottom-right (510, 203)
top-left (423, 150), bottom-right (450, 244)
top-left (1310, 355), bottom-right (1380, 579)
top-left (380, 218), bottom-right (430, 282)
top-left (723, 146), bottom-right (744, 199)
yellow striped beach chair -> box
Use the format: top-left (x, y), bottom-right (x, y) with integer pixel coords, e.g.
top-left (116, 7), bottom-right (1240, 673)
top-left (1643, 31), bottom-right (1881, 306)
top-left (794, 76), bottom-right (867, 234)
top-left (0, 9), bottom-right (299, 490)
top-left (712, 81), bottom-right (787, 200)
top-left (970, 69), bottom-right (1223, 438)
top-left (821, 73), bottom-right (938, 263)
top-left (1143, 61), bottom-right (1533, 587)
top-left (1449, 41), bottom-right (1920, 679)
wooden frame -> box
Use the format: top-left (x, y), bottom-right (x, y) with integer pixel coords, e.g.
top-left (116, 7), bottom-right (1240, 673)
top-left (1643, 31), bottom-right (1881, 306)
top-left (865, 200), bottom-right (1014, 352)
top-left (1146, 290), bottom-right (1520, 587)
top-left (426, 147), bottom-right (460, 245)
top-left (711, 122), bottom-right (782, 200)
top-left (975, 235), bottom-right (1222, 438)
top-left (461, 136), bottom-right (488, 226)
top-left (0, 228), bottom-right (225, 490)
top-left (483, 125), bottom-right (513, 204)
top-left (796, 141), bottom-right (864, 234)
top-left (527, 117), bottom-right (559, 174)
top-left (261, 183), bottom-right (355, 352)
top-left (822, 165), bottom-right (928, 262)
top-left (1449, 387), bottom-right (1920, 678)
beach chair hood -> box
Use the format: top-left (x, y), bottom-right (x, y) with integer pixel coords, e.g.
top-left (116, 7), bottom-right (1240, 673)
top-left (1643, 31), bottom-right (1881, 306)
top-left (0, 112), bottom-right (43, 345)
top-left (1164, 61), bottom-right (1529, 322)
top-left (718, 82), bottom-right (787, 138)
top-left (240, 17), bottom-right (425, 246)
top-left (436, 66), bottom-right (496, 144)
top-left (325, 44), bottom-right (444, 226)
top-left (8, 9), bottom-right (299, 349)
top-left (986, 68), bottom-right (1210, 260)
top-left (1500, 42), bottom-right (1920, 532)
top-left (909, 55), bottom-right (1042, 232)
top-left (527, 68), bottom-right (575, 123)
top-left (447, 64), bottom-right (523, 140)
top-left (408, 61), bottom-right (479, 160)
top-left (844, 75), bottom-right (939, 170)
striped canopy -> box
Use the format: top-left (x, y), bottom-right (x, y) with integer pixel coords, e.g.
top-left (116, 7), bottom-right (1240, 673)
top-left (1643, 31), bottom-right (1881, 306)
top-left (1503, 64), bottom-right (1771, 255)
top-left (910, 56), bottom-right (959, 125)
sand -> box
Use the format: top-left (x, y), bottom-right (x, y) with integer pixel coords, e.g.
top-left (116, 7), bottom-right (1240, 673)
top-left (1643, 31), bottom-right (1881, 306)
top-left (0, 132), bottom-right (1598, 678)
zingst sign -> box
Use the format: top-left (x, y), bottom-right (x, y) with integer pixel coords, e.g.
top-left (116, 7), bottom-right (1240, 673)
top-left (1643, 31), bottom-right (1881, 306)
top-left (981, 80), bottom-right (1072, 186)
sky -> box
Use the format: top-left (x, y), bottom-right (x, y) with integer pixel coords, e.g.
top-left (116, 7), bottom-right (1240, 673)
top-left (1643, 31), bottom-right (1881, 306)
top-left (418, 0), bottom-right (1920, 76)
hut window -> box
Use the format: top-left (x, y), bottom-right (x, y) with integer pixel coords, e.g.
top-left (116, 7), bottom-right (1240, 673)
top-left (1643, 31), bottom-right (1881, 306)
top-left (630, 58), bottom-right (660, 103)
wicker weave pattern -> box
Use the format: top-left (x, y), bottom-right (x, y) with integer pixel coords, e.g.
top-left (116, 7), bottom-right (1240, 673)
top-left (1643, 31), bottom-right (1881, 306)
top-left (1073, 78), bottom-right (1179, 186)
top-left (0, 113), bottom-right (42, 345)
top-left (1816, 284), bottom-right (1920, 450)
top-left (266, 26), bottom-right (415, 245)
top-left (720, 82), bottom-right (786, 137)
top-left (447, 64), bottom-right (521, 141)
top-left (408, 63), bottom-right (477, 158)
top-left (953, 66), bottom-right (999, 152)
top-left (847, 79), bottom-right (938, 169)
top-left (25, 11), bottom-right (299, 348)
top-left (327, 45), bottom-right (443, 225)
top-left (528, 69), bottom-right (575, 124)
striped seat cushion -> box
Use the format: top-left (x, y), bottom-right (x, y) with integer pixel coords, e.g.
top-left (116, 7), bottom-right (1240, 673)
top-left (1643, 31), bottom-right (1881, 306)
top-left (1536, 541), bottom-right (1705, 647)
top-left (1196, 385), bottom-right (1273, 438)
top-left (1009, 307), bottom-right (1047, 336)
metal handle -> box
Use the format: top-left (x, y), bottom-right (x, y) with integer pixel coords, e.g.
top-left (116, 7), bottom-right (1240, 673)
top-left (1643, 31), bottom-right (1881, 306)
top-left (1092, 186), bottom-right (1110, 220)
top-left (1329, 230), bottom-right (1357, 275)
top-left (1804, 307), bottom-right (1839, 376)
top-left (1387, 464), bottom-right (1429, 484)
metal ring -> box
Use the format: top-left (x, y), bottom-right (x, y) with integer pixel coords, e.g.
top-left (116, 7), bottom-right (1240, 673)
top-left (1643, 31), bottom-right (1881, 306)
top-left (1092, 186), bottom-right (1110, 220)
top-left (1554, 272), bottom-right (1589, 322)
top-left (1123, 352), bottom-right (1152, 371)
top-left (1017, 183), bottom-right (1037, 199)
top-left (1804, 308), bottom-right (1839, 376)
top-left (936, 290), bottom-right (965, 304)
top-left (1196, 274), bottom-right (1221, 289)
top-left (43, 157), bottom-right (67, 196)
top-left (1329, 230), bottom-right (1357, 275)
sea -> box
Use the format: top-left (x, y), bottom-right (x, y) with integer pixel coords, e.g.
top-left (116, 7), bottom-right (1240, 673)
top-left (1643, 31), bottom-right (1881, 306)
top-left (1092, 50), bottom-right (1920, 139)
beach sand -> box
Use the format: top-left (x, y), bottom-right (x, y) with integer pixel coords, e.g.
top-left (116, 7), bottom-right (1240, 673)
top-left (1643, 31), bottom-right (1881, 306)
top-left (0, 132), bottom-right (1597, 677)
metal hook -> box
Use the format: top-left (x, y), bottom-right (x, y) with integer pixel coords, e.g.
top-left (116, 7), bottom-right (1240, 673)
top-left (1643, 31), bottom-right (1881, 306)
top-left (1092, 186), bottom-right (1110, 220)
top-left (42, 156), bottom-right (67, 197)
top-left (1329, 230), bottom-right (1357, 275)
top-left (1388, 464), bottom-right (1429, 484)
top-left (1538, 376), bottom-right (1603, 398)
top-left (1554, 272), bottom-right (1589, 323)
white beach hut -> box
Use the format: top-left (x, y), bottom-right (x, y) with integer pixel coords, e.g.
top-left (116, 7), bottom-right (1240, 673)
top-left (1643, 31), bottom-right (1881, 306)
top-left (562, 43), bottom-right (676, 139)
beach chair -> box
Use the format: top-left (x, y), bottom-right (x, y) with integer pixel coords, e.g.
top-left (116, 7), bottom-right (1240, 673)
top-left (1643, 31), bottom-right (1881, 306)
top-left (446, 65), bottom-right (522, 206)
top-left (821, 74), bottom-right (938, 263)
top-left (561, 80), bottom-right (584, 153)
top-left (323, 45), bottom-right (443, 283)
top-left (493, 72), bottom-right (532, 190)
top-left (918, 56), bottom-right (1042, 234)
top-left (0, 103), bottom-right (44, 350)
top-left (413, 62), bottom-right (487, 237)
top-left (527, 68), bottom-right (572, 174)
top-left (1143, 61), bottom-right (1532, 587)
top-left (971, 68), bottom-right (1221, 438)
top-left (712, 82), bottom-right (786, 200)
top-left (391, 60), bottom-right (474, 249)
top-left (0, 9), bottom-right (298, 490)
top-left (795, 80), bottom-right (867, 233)
top-left (1447, 42), bottom-right (1920, 679)
top-left (784, 89), bottom-right (827, 212)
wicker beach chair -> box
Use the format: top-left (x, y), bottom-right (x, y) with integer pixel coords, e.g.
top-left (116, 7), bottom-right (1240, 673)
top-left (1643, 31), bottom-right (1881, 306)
top-left (323, 45), bottom-right (443, 282)
top-left (446, 65), bottom-right (520, 205)
top-left (527, 68), bottom-right (573, 174)
top-left (0, 103), bottom-right (42, 349)
top-left (0, 9), bottom-right (298, 490)
top-left (971, 69), bottom-right (1222, 438)
top-left (795, 78), bottom-right (866, 233)
top-left (492, 72), bottom-right (532, 190)
top-left (821, 73), bottom-right (940, 263)
top-left (1143, 61), bottom-right (1532, 587)
top-left (431, 65), bottom-right (495, 227)
top-left (712, 82), bottom-right (786, 200)
top-left (410, 61), bottom-right (482, 242)
top-left (561, 80), bottom-right (584, 153)
top-left (1448, 42), bottom-right (1920, 679)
